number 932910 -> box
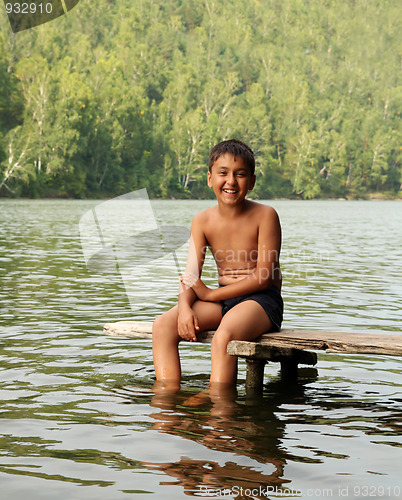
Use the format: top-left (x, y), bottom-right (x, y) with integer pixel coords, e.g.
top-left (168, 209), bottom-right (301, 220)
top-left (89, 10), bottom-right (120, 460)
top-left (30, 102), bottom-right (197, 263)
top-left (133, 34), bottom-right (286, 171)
top-left (5, 3), bottom-right (53, 14)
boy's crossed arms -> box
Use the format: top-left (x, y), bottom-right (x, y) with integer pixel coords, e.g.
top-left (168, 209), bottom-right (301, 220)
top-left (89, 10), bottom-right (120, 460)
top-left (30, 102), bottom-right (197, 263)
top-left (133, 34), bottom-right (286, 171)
top-left (178, 203), bottom-right (282, 342)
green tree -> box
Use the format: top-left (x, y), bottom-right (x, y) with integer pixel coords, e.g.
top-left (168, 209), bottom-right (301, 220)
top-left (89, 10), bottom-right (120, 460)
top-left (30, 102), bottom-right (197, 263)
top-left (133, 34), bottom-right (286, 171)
top-left (0, 0), bottom-right (400, 199)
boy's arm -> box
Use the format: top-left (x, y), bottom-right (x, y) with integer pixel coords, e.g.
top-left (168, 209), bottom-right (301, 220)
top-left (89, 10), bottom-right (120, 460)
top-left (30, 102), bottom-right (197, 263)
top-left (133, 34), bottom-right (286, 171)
top-left (177, 214), bottom-right (207, 341)
top-left (182, 207), bottom-right (281, 301)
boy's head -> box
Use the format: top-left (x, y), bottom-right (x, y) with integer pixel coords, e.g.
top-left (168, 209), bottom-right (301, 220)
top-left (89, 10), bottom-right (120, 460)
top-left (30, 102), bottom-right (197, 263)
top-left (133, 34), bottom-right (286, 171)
top-left (209, 139), bottom-right (255, 177)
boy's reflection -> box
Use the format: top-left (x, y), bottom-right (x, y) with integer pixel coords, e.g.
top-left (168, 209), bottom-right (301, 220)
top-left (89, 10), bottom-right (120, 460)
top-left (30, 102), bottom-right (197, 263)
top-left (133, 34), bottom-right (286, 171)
top-left (130, 375), bottom-right (316, 496)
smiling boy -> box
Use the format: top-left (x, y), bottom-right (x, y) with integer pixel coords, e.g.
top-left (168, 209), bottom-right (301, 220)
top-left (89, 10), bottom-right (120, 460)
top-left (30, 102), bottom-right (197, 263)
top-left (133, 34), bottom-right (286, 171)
top-left (152, 139), bottom-right (283, 388)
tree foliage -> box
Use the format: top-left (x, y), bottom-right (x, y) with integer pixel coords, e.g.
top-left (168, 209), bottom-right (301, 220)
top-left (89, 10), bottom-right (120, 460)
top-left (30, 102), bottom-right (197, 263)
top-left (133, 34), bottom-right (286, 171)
top-left (0, 0), bottom-right (401, 198)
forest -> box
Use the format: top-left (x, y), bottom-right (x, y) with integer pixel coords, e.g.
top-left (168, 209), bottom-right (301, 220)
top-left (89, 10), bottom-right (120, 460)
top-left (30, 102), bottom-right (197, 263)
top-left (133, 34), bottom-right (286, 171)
top-left (0, 0), bottom-right (401, 199)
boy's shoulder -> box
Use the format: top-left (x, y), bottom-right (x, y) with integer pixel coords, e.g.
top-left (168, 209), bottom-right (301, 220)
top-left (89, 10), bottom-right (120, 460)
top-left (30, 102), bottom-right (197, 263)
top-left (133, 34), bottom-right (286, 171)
top-left (247, 199), bottom-right (278, 214)
top-left (192, 205), bottom-right (217, 224)
top-left (190, 208), bottom-right (216, 243)
top-left (243, 200), bottom-right (280, 224)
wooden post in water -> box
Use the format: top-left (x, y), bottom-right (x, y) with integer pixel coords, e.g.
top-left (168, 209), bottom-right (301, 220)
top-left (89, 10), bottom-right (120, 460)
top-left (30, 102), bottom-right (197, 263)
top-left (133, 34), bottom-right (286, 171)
top-left (245, 359), bottom-right (266, 393)
top-left (280, 360), bottom-right (299, 381)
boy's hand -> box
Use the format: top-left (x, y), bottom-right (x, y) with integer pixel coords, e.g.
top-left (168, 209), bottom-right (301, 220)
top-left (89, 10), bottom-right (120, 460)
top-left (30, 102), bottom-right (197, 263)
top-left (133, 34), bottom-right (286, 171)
top-left (177, 307), bottom-right (199, 342)
top-left (180, 273), bottom-right (213, 301)
top-left (179, 271), bottom-right (198, 289)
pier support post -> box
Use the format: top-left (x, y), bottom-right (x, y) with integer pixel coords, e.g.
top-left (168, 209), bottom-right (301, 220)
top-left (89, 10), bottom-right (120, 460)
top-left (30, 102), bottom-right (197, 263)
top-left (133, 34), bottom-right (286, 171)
top-left (280, 360), bottom-right (299, 381)
top-left (228, 340), bottom-right (318, 394)
top-left (245, 359), bottom-right (266, 394)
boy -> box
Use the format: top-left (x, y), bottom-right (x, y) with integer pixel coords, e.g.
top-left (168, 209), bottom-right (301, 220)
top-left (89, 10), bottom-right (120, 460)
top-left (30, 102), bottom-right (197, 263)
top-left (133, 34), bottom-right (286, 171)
top-left (152, 139), bottom-right (283, 388)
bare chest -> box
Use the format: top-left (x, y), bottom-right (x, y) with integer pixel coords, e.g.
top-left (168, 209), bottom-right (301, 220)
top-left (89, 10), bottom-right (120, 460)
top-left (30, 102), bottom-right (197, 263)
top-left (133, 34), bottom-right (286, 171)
top-left (204, 218), bottom-right (259, 267)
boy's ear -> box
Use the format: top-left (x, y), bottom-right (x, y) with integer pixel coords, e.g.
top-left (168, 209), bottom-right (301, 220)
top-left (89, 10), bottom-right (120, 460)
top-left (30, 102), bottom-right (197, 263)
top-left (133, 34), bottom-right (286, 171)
top-left (248, 174), bottom-right (256, 191)
top-left (207, 170), bottom-right (213, 188)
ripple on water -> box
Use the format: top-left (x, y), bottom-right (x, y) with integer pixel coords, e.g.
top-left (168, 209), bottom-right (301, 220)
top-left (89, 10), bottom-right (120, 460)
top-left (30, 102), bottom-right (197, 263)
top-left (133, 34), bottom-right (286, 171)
top-left (0, 199), bottom-right (401, 499)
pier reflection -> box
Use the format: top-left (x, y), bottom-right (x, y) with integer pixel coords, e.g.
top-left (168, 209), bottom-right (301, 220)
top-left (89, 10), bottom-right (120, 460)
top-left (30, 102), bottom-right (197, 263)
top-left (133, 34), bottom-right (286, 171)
top-left (114, 373), bottom-right (318, 497)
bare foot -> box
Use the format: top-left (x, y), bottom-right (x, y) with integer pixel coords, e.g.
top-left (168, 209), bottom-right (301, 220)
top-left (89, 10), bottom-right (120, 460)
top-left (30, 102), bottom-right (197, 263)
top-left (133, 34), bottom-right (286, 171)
top-left (182, 390), bottom-right (211, 407)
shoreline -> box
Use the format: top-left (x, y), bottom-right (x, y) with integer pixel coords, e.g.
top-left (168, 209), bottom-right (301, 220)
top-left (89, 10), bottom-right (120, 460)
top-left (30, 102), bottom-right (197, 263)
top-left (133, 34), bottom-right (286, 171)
top-left (1, 195), bottom-right (402, 201)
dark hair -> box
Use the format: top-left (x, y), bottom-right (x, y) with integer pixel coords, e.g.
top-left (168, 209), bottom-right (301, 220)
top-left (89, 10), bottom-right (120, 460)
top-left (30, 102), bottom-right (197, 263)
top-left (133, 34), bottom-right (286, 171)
top-left (208, 139), bottom-right (255, 176)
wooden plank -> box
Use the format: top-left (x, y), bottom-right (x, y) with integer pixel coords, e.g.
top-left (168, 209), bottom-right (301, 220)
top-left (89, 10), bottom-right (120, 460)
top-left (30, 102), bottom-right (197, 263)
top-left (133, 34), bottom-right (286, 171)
top-left (257, 330), bottom-right (402, 356)
top-left (103, 320), bottom-right (215, 343)
top-left (103, 321), bottom-right (402, 356)
top-left (103, 321), bottom-right (153, 339)
top-left (227, 341), bottom-right (317, 365)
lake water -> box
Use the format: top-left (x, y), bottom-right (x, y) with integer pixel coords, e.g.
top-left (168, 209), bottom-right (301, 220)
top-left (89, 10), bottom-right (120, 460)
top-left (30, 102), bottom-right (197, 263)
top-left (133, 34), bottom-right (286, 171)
top-left (0, 199), bottom-right (401, 500)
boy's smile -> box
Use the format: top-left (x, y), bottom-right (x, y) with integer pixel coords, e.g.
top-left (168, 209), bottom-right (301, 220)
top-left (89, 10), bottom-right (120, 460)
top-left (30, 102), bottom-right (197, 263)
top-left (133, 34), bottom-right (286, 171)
top-left (207, 153), bottom-right (255, 205)
top-left (153, 139), bottom-right (282, 388)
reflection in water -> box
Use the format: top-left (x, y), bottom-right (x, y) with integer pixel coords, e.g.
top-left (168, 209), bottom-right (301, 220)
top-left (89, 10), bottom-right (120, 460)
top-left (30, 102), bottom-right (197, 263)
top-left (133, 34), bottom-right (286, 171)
top-left (112, 376), bottom-right (321, 497)
top-left (109, 363), bottom-right (402, 498)
top-left (1, 200), bottom-right (401, 498)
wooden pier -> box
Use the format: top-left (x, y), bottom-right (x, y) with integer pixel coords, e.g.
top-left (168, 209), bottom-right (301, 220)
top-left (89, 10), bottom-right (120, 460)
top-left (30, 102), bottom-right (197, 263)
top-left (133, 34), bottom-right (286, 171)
top-left (103, 321), bottom-right (402, 394)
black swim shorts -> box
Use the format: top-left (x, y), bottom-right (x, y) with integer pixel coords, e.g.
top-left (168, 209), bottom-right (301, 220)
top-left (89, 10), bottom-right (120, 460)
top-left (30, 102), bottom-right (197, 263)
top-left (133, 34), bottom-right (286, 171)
top-left (220, 285), bottom-right (283, 332)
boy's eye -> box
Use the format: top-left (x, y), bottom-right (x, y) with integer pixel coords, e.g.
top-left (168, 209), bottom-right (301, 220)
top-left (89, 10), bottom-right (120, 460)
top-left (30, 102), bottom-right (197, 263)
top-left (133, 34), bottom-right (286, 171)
top-left (217, 171), bottom-right (246, 176)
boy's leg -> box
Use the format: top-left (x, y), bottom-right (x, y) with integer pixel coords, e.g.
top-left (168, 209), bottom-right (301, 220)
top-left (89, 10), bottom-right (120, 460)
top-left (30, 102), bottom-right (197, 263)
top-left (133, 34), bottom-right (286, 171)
top-left (210, 300), bottom-right (273, 385)
top-left (152, 300), bottom-right (222, 382)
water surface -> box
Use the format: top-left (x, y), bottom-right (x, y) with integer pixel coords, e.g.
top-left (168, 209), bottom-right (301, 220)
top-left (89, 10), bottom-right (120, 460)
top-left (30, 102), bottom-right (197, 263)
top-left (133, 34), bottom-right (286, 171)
top-left (0, 199), bottom-right (401, 499)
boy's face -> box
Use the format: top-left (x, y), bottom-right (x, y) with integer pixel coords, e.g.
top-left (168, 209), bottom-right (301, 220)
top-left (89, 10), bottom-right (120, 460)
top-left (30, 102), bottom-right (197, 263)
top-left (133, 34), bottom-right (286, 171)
top-left (207, 153), bottom-right (255, 204)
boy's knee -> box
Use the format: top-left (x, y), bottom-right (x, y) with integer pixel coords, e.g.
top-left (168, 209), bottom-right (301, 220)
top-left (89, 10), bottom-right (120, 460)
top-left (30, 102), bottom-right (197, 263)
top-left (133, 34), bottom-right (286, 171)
top-left (152, 310), bottom-right (178, 342)
top-left (211, 328), bottom-right (234, 352)
top-left (152, 314), bottom-right (162, 333)
top-left (152, 313), bottom-right (169, 339)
